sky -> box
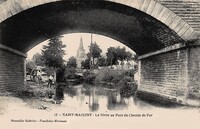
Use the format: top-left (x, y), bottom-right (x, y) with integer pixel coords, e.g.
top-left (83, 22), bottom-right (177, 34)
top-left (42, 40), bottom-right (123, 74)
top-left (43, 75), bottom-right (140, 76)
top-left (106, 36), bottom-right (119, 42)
top-left (27, 33), bottom-right (135, 61)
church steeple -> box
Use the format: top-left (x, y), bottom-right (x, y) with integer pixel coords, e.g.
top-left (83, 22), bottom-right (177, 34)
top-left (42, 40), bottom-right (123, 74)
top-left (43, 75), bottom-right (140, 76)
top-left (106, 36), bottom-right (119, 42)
top-left (79, 36), bottom-right (84, 50)
top-left (76, 36), bottom-right (86, 68)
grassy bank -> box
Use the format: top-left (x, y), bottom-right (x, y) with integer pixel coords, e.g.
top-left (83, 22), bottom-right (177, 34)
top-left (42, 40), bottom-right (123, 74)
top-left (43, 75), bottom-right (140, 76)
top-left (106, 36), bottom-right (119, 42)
top-left (14, 81), bottom-right (55, 100)
top-left (83, 68), bottom-right (138, 98)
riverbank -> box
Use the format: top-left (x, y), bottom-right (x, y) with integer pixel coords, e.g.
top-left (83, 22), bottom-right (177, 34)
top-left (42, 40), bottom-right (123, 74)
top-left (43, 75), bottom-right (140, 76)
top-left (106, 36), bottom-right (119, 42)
top-left (1, 81), bottom-right (200, 121)
top-left (82, 68), bottom-right (138, 98)
top-left (14, 81), bottom-right (55, 99)
top-left (0, 81), bottom-right (66, 112)
top-left (1, 95), bottom-right (200, 129)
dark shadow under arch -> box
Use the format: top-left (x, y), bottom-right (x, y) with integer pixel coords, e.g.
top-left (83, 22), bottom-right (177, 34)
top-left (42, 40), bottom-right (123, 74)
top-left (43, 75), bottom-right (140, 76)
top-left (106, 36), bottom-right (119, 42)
top-left (0, 0), bottom-right (184, 55)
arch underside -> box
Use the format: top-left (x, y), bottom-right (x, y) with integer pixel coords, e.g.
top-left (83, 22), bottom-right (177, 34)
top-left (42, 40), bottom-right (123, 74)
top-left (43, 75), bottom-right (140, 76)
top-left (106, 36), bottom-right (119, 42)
top-left (0, 1), bottom-right (185, 55)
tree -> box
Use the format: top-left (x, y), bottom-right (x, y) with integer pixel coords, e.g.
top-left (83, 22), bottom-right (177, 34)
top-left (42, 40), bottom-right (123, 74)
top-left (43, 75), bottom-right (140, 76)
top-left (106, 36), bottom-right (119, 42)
top-left (26, 59), bottom-right (36, 75)
top-left (106, 46), bottom-right (137, 69)
top-left (132, 54), bottom-right (139, 63)
top-left (41, 35), bottom-right (66, 81)
top-left (116, 47), bottom-right (127, 67)
top-left (81, 59), bottom-right (90, 69)
top-left (67, 56), bottom-right (77, 68)
top-left (126, 51), bottom-right (132, 61)
top-left (106, 47), bottom-right (118, 66)
top-left (97, 57), bottom-right (106, 67)
top-left (88, 42), bottom-right (102, 68)
top-left (32, 53), bottom-right (44, 66)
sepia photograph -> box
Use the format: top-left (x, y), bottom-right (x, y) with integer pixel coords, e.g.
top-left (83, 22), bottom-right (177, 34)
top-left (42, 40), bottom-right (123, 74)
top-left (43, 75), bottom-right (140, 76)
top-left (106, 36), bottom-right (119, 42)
top-left (0, 0), bottom-right (200, 129)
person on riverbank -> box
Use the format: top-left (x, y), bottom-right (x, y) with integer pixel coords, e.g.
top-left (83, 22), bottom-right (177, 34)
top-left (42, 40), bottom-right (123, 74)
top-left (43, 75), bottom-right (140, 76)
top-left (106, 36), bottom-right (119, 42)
top-left (48, 75), bottom-right (54, 88)
top-left (37, 70), bottom-right (42, 84)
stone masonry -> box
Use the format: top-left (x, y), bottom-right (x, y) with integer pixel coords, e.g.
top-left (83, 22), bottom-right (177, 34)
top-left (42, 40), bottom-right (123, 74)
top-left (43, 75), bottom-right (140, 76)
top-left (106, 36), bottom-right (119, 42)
top-left (138, 41), bottom-right (200, 104)
top-left (0, 45), bottom-right (26, 92)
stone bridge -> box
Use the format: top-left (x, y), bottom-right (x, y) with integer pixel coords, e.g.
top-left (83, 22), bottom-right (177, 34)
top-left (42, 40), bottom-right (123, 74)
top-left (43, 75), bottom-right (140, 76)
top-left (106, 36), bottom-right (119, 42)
top-left (0, 0), bottom-right (199, 104)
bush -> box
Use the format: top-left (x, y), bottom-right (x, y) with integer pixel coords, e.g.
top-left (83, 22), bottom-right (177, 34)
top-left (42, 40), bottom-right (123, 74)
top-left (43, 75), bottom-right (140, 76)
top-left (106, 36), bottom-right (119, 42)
top-left (65, 67), bottom-right (76, 79)
top-left (119, 77), bottom-right (137, 98)
top-left (118, 76), bottom-right (133, 86)
top-left (82, 70), bottom-right (96, 84)
top-left (83, 68), bottom-right (138, 98)
top-left (95, 68), bottom-right (126, 85)
top-left (120, 84), bottom-right (137, 98)
top-left (124, 69), bottom-right (136, 77)
top-left (83, 70), bottom-right (91, 77)
top-left (95, 68), bottom-right (108, 84)
top-left (111, 73), bottom-right (124, 84)
top-left (84, 74), bottom-right (96, 85)
top-left (94, 68), bottom-right (111, 84)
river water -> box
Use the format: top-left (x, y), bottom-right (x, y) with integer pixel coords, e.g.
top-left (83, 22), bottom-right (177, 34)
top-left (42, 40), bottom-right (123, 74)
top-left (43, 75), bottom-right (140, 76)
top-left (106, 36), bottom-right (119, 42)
top-left (1, 84), bottom-right (200, 129)
top-left (1, 84), bottom-right (200, 113)
top-left (52, 84), bottom-right (197, 112)
top-left (54, 84), bottom-right (152, 112)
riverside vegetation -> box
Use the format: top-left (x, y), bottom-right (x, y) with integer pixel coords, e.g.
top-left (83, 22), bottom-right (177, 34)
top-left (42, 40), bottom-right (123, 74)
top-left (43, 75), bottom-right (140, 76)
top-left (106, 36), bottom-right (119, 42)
top-left (83, 68), bottom-right (138, 98)
top-left (15, 67), bottom-right (137, 102)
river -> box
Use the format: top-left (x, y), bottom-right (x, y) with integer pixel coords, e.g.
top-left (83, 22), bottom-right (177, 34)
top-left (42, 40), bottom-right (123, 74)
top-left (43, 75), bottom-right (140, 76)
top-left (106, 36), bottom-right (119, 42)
top-left (54, 84), bottom-right (153, 112)
top-left (50, 84), bottom-right (200, 112)
top-left (1, 84), bottom-right (200, 129)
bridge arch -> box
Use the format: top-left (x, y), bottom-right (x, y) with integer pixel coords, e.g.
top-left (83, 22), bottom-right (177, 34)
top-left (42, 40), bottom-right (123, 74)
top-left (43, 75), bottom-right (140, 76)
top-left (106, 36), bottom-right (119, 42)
top-left (0, 0), bottom-right (194, 55)
top-left (0, 0), bottom-right (199, 105)
top-left (0, 0), bottom-right (197, 42)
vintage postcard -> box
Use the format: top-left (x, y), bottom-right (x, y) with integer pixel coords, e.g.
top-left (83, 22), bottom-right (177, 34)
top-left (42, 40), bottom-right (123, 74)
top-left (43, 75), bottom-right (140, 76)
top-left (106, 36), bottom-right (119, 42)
top-left (0, 0), bottom-right (200, 129)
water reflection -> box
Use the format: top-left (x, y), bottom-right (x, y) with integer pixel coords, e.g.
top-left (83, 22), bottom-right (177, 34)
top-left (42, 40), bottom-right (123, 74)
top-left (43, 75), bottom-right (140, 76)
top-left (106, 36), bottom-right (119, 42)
top-left (107, 91), bottom-right (128, 110)
top-left (54, 84), bottom-right (144, 112)
top-left (64, 86), bottom-right (77, 97)
top-left (88, 88), bottom-right (99, 111)
top-left (55, 86), bottom-right (64, 100)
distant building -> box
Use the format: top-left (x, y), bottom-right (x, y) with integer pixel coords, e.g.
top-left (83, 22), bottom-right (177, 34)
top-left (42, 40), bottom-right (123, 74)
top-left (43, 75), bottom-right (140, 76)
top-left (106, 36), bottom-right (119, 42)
top-left (76, 37), bottom-right (87, 68)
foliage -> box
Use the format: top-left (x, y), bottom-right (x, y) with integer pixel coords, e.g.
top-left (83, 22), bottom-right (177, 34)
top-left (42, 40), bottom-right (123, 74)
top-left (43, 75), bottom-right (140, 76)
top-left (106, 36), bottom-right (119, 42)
top-left (97, 57), bottom-right (106, 67)
top-left (26, 59), bottom-right (36, 76)
top-left (26, 59), bottom-right (36, 70)
top-left (95, 68), bottom-right (138, 97)
top-left (118, 76), bottom-right (137, 98)
top-left (64, 86), bottom-right (77, 97)
top-left (116, 46), bottom-right (127, 62)
top-left (126, 51), bottom-right (132, 61)
top-left (32, 53), bottom-right (44, 66)
top-left (41, 35), bottom-right (66, 69)
top-left (41, 35), bottom-right (66, 81)
top-left (132, 54), bottom-right (139, 63)
top-left (124, 69), bottom-right (136, 77)
top-left (84, 74), bottom-right (96, 85)
top-left (18, 82), bottom-right (55, 99)
top-left (64, 67), bottom-right (76, 79)
top-left (83, 70), bottom-right (91, 77)
top-left (120, 80), bottom-right (137, 98)
top-left (89, 42), bottom-right (102, 59)
top-left (83, 71), bottom-right (96, 85)
top-left (95, 68), bottom-right (125, 85)
top-left (87, 42), bottom-right (102, 68)
top-left (56, 67), bottom-right (66, 83)
top-left (81, 59), bottom-right (90, 69)
top-left (67, 56), bottom-right (77, 68)
top-left (106, 46), bottom-right (137, 66)
top-left (118, 76), bottom-right (133, 86)
top-left (134, 64), bottom-right (138, 71)
top-left (106, 47), bottom-right (118, 66)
